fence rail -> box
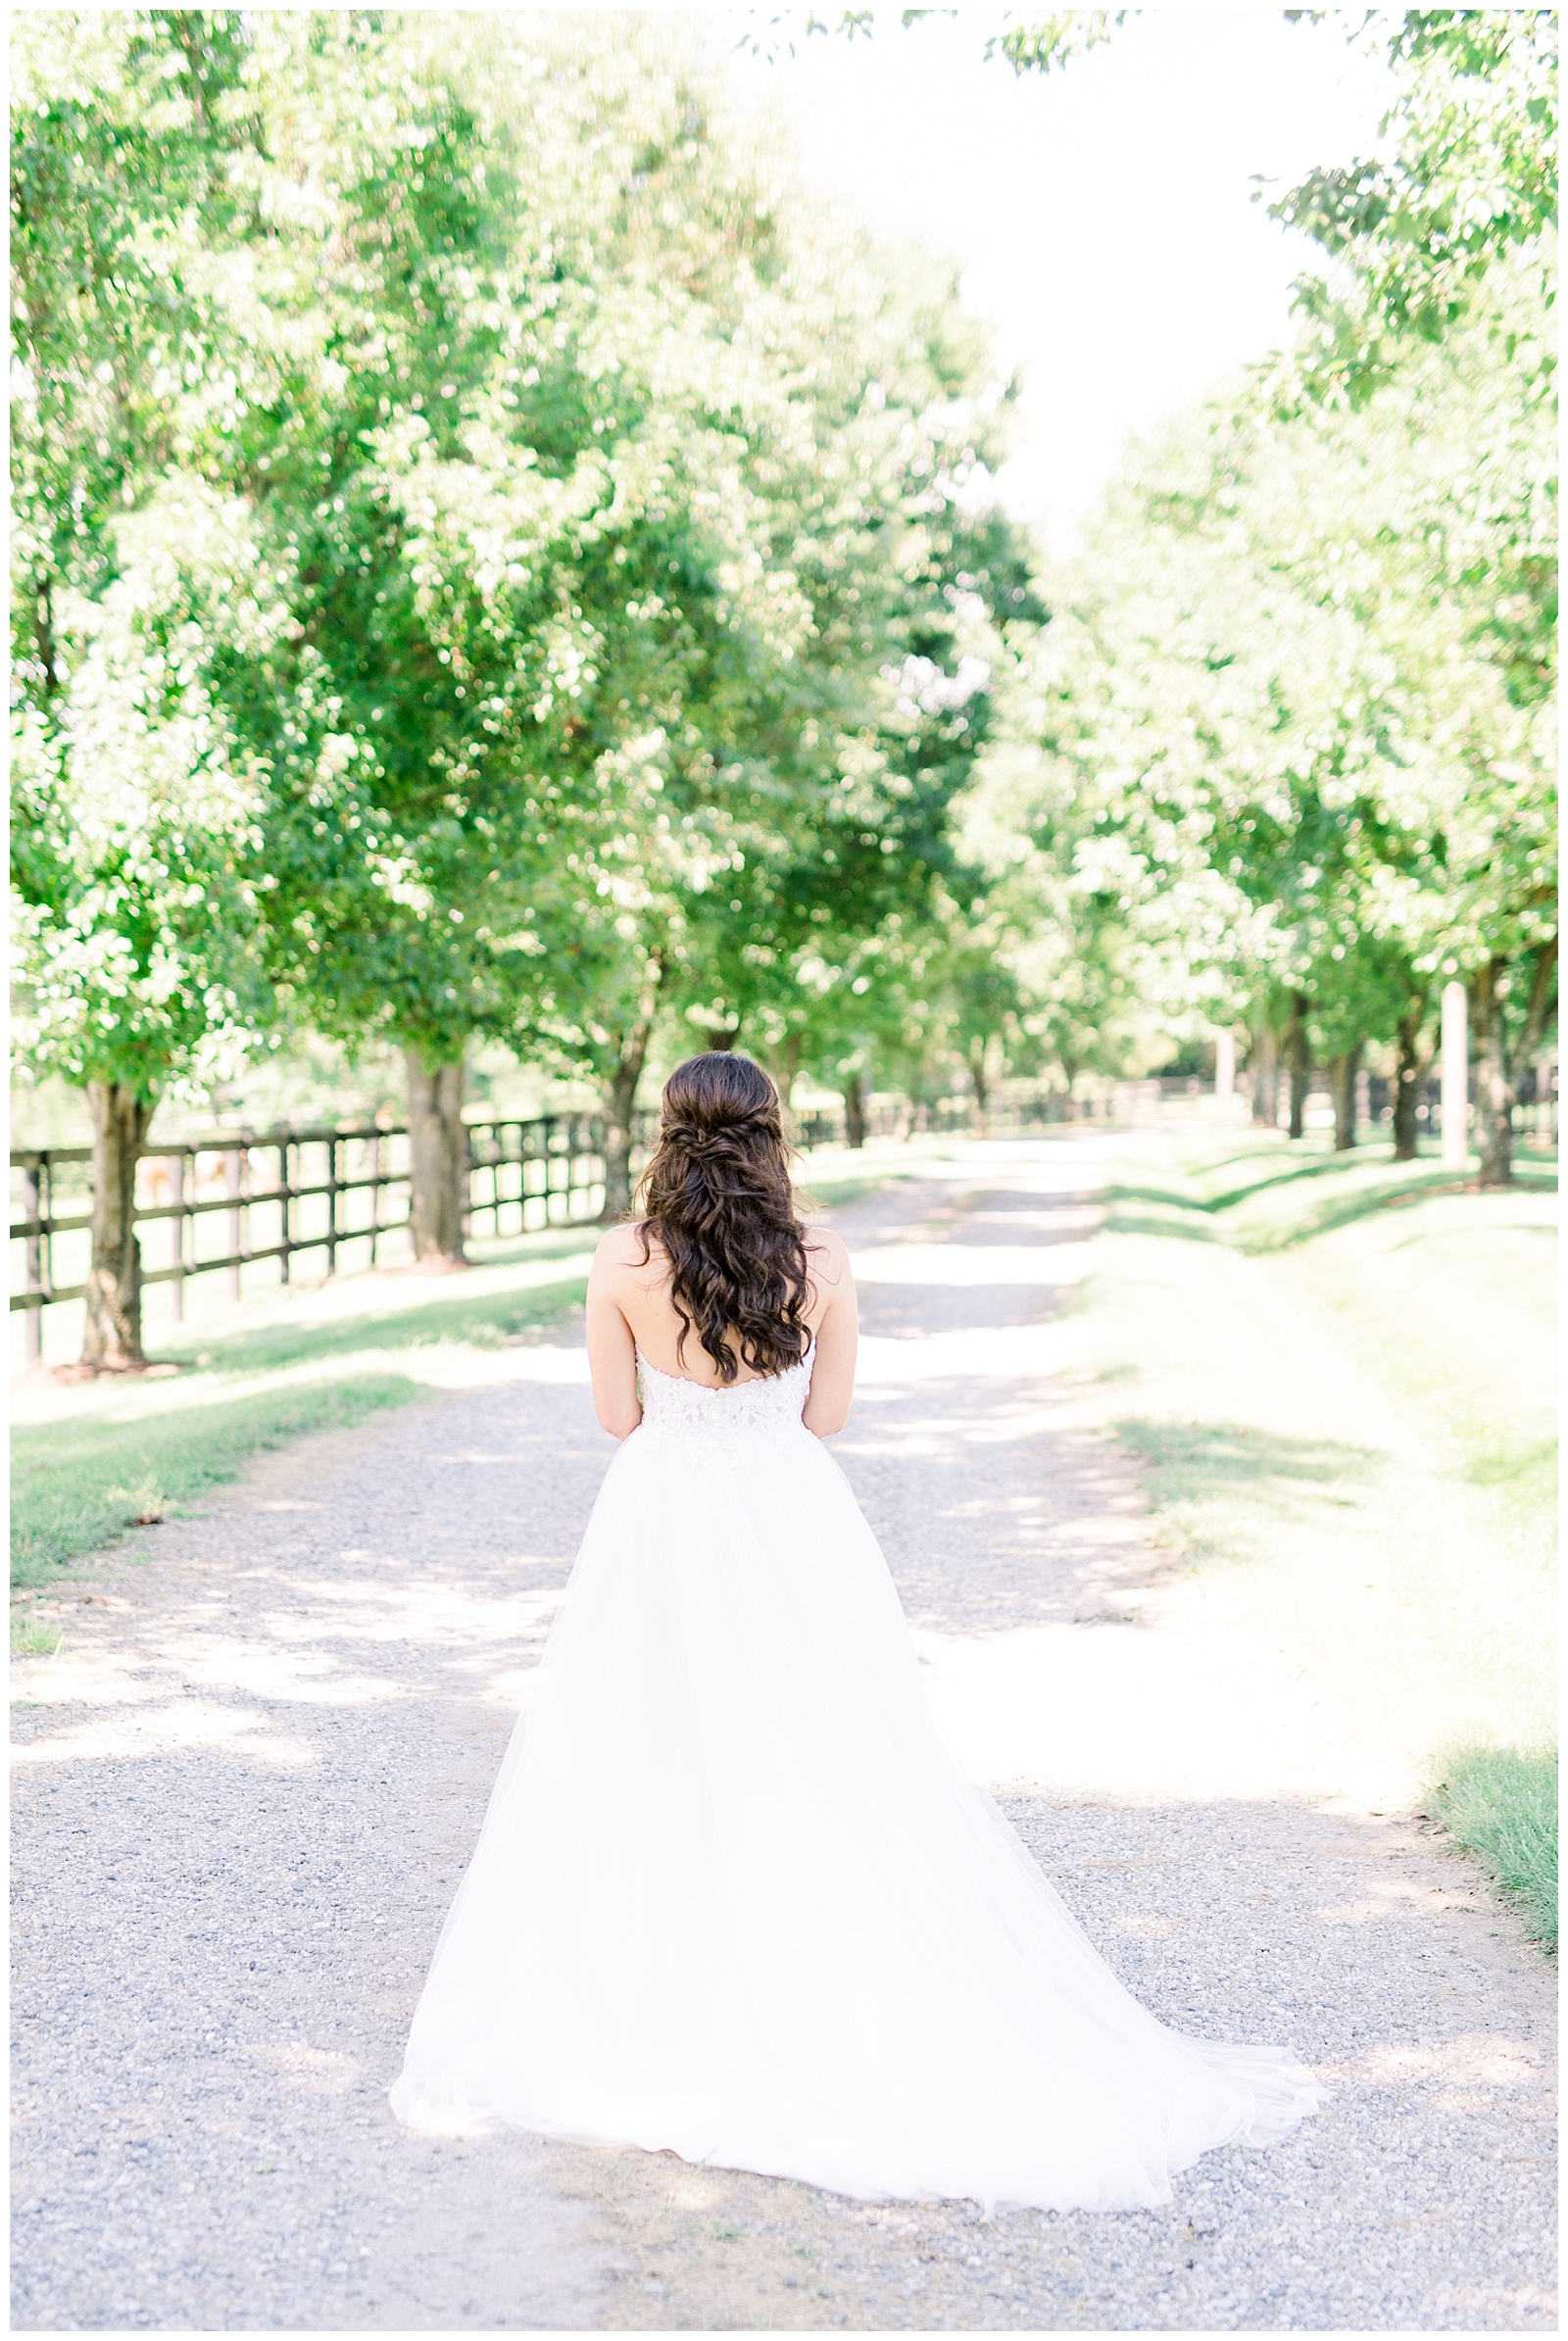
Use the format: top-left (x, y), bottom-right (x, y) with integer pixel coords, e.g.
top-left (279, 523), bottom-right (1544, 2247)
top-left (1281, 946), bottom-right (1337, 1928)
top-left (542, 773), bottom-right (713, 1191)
top-left (12, 1066), bottom-right (1556, 1361)
top-left (1239, 1066), bottom-right (1558, 1144)
top-left (10, 1112), bottom-right (629, 1362)
top-left (8, 1087), bottom-right (1087, 1358)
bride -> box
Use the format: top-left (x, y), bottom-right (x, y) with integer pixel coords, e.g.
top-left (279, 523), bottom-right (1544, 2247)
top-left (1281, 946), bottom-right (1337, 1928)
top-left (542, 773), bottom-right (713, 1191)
top-left (390, 1052), bottom-right (1322, 2210)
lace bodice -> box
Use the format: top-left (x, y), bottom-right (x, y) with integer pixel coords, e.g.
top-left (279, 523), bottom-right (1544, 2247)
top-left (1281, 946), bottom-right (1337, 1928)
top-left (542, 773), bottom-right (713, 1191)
top-left (635, 1343), bottom-right (815, 1440)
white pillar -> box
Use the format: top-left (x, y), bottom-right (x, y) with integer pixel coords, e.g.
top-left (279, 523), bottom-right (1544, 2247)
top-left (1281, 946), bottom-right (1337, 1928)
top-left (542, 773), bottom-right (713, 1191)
top-left (1441, 980), bottom-right (1469, 1170)
top-left (1214, 1029), bottom-right (1235, 1103)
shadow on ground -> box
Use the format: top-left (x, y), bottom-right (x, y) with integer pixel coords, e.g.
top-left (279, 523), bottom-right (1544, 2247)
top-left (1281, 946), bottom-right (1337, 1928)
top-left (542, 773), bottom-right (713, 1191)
top-left (1115, 1418), bottom-right (1379, 1499)
top-left (166, 1272), bottom-right (590, 1375)
top-left (10, 1138), bottom-right (1556, 2334)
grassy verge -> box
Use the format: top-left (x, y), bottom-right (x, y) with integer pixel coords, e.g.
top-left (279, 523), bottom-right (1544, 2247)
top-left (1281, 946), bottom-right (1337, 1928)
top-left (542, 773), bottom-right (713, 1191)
top-left (11, 1375), bottom-right (418, 1589)
top-left (8, 1138), bottom-right (928, 1627)
top-left (159, 1259), bottom-right (591, 1379)
top-left (10, 1259), bottom-right (590, 1620)
top-left (1088, 1122), bottom-right (1557, 1947)
top-left (1105, 1129), bottom-right (1556, 1254)
top-left (1428, 1746), bottom-right (1558, 1949)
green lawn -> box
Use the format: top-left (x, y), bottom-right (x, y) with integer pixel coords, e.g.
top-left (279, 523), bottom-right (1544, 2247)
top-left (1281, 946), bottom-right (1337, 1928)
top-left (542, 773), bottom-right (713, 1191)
top-left (1089, 1123), bottom-right (1558, 1948)
top-left (8, 1141), bottom-right (922, 1633)
top-left (15, 1121), bottom-right (1556, 1953)
top-left (9, 1250), bottom-right (593, 1618)
top-left (11, 1373), bottom-right (419, 1590)
top-left (1429, 1746), bottom-right (1558, 1949)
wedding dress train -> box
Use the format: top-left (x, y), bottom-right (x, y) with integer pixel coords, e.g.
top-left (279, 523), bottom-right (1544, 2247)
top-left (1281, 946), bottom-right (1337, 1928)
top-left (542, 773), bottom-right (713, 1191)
top-left (389, 1346), bottom-right (1322, 2211)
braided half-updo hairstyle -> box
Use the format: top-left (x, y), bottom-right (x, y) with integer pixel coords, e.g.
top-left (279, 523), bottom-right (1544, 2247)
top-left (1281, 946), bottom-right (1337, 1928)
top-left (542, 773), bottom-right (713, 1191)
top-left (634, 1052), bottom-right (811, 1382)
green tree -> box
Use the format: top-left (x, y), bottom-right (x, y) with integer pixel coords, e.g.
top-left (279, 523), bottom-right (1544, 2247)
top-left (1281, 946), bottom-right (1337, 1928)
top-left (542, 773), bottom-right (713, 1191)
top-left (11, 487), bottom-right (284, 1364)
top-left (977, 293), bottom-right (1554, 1168)
top-left (482, 27), bottom-right (1035, 1198)
top-left (1274, 9), bottom-right (1557, 390)
top-left (975, 7), bottom-right (1555, 1170)
top-left (247, 16), bottom-right (1031, 1229)
top-left (9, 11), bottom-right (315, 1363)
top-left (1275, 8), bottom-right (1558, 1176)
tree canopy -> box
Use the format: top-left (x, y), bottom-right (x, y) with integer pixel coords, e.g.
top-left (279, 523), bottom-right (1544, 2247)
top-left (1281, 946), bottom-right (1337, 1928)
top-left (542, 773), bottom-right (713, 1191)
top-left (961, 7), bottom-right (1556, 1181)
top-left (10, 7), bottom-right (1039, 1337)
top-left (10, 7), bottom-right (1557, 1373)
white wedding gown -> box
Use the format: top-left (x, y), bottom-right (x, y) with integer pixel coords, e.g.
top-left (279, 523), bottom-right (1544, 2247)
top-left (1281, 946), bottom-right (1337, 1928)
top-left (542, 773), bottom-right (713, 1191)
top-left (389, 1345), bottom-right (1323, 2211)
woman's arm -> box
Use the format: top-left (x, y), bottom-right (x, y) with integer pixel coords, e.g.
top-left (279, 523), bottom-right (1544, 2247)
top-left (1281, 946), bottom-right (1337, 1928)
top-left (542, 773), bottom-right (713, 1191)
top-left (586, 1233), bottom-right (643, 1439)
top-left (802, 1232), bottom-right (857, 1437)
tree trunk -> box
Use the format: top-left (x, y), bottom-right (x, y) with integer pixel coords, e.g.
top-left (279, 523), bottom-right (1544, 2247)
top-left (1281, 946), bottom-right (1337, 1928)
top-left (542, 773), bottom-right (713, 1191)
top-left (602, 1063), bottom-right (642, 1221)
top-left (1470, 959), bottom-right (1514, 1190)
top-left (1472, 940), bottom-right (1560, 1190)
top-left (1250, 1022), bottom-right (1279, 1127)
top-left (1392, 1001), bottom-right (1428, 1161)
top-left (767, 1032), bottom-right (802, 1117)
top-left (404, 1046), bottom-right (467, 1266)
top-left (35, 570), bottom-right (60, 697)
top-left (1286, 996), bottom-right (1311, 1139)
top-left (967, 1039), bottom-right (990, 1130)
top-left (1329, 1044), bottom-right (1361, 1151)
top-left (81, 1082), bottom-right (155, 1370)
top-left (842, 1074), bottom-right (868, 1150)
top-left (601, 975), bottom-right (662, 1222)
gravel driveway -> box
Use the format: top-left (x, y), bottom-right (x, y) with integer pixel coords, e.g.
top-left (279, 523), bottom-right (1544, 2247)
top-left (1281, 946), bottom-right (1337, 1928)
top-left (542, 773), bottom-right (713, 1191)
top-left (11, 1135), bottom-right (1556, 2330)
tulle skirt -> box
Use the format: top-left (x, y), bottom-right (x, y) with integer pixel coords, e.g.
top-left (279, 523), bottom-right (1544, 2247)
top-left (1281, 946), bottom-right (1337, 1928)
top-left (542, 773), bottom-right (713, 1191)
top-left (389, 1417), bottom-right (1323, 2210)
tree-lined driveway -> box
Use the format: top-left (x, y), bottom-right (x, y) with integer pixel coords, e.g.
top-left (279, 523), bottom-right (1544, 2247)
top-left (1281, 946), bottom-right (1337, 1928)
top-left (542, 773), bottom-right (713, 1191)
top-left (12, 1136), bottom-right (1555, 2331)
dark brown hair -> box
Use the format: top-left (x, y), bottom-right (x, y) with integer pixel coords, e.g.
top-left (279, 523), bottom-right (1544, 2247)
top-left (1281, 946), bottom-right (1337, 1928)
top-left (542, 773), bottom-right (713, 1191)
top-left (635, 1052), bottom-right (811, 1382)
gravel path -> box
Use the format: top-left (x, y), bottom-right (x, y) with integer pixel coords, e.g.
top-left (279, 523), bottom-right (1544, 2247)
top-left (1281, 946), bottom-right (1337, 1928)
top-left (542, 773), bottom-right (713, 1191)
top-left (11, 1135), bottom-right (1556, 2331)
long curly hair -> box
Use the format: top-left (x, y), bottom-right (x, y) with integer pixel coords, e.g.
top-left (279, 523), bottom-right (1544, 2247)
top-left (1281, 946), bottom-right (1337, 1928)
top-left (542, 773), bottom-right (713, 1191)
top-left (634, 1052), bottom-right (811, 1382)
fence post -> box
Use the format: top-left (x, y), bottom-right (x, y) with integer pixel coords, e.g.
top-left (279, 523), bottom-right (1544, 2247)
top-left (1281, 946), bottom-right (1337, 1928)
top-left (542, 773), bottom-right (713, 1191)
top-left (1441, 981), bottom-right (1469, 1171)
top-left (170, 1151), bottom-right (185, 1322)
top-left (326, 1136), bottom-right (339, 1279)
top-left (23, 1160), bottom-right (42, 1366)
top-left (226, 1146), bottom-right (243, 1300)
top-left (279, 1139), bottom-right (293, 1284)
top-left (368, 1132), bottom-right (381, 1268)
top-left (1214, 1030), bottom-right (1235, 1103)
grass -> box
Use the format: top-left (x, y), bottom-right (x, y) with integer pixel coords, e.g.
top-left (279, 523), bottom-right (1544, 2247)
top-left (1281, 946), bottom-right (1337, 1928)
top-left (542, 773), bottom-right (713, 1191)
top-left (11, 1375), bottom-right (419, 1589)
top-left (6, 1132), bottom-right (924, 1626)
top-left (1428, 1747), bottom-right (1558, 1949)
top-left (1105, 1131), bottom-right (1557, 1255)
top-left (1087, 1120), bottom-right (1557, 1945)
top-left (12, 1617), bottom-right (66, 1656)
top-left (160, 1261), bottom-right (591, 1377)
top-left (10, 1255), bottom-right (592, 1610)
top-left (1114, 1418), bottom-right (1378, 1555)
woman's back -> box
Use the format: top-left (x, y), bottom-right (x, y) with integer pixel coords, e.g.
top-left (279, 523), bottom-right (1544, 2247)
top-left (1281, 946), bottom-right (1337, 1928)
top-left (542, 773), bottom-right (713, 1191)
top-left (584, 1053), bottom-right (857, 1439)
top-left (592, 1219), bottom-right (850, 1387)
top-left (394, 1049), bottom-right (1323, 2208)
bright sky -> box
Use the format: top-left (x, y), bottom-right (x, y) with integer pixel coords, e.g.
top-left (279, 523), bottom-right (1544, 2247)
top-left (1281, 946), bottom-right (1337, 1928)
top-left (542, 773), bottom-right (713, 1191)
top-left (719, 8), bottom-right (1395, 546)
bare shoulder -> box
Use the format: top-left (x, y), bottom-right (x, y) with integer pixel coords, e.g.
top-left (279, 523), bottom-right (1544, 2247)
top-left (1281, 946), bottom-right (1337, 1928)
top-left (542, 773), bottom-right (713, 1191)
top-left (593, 1220), bottom-right (663, 1281)
top-left (804, 1226), bottom-right (851, 1286)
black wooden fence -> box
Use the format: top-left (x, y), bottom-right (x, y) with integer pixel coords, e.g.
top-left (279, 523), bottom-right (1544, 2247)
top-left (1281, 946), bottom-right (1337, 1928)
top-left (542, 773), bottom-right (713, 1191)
top-left (15, 1067), bottom-right (1554, 1360)
top-left (10, 1112), bottom-right (627, 1362)
top-left (9, 1086), bottom-right (1091, 1358)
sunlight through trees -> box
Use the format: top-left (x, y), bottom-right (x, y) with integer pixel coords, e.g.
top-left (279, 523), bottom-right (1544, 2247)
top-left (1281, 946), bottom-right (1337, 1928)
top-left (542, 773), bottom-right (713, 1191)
top-left (10, 8), bottom-right (1557, 1363)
